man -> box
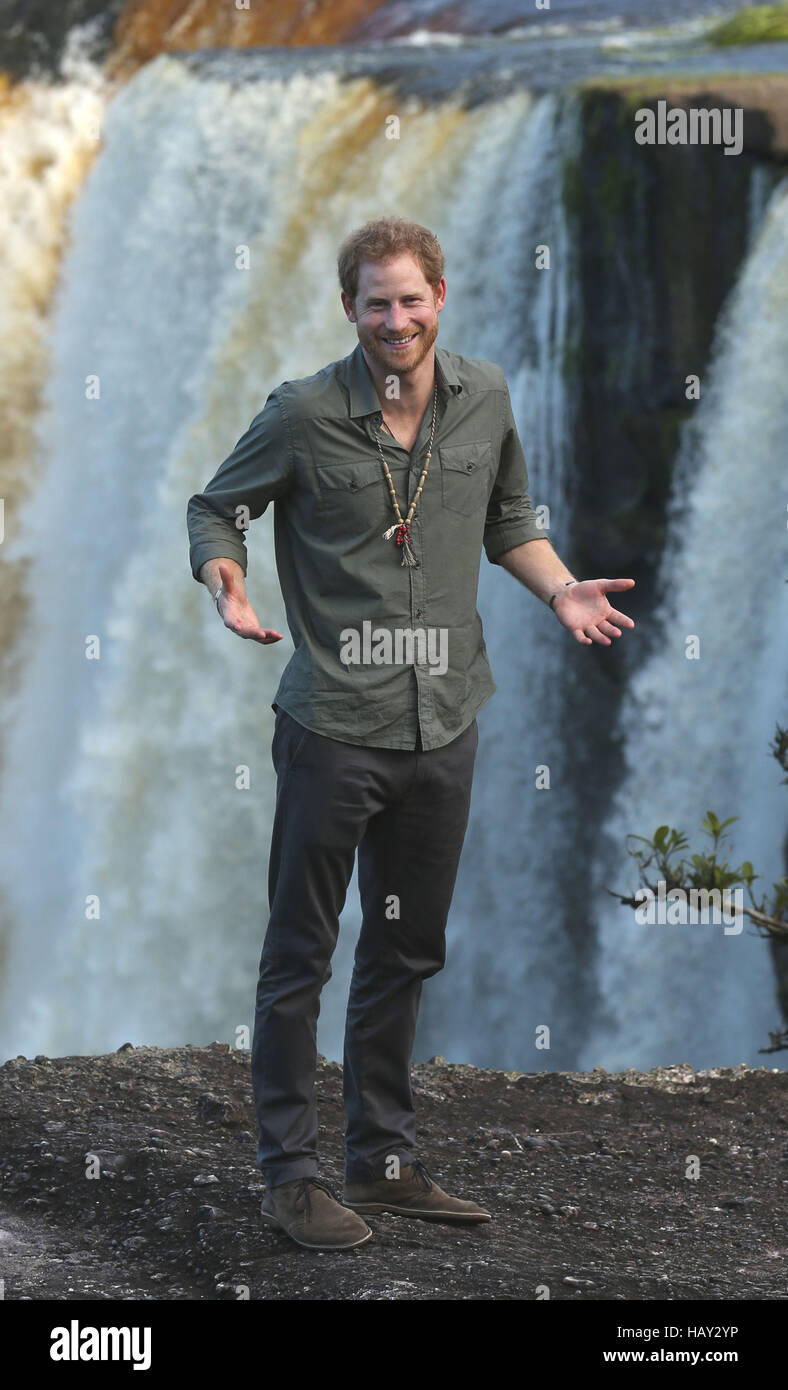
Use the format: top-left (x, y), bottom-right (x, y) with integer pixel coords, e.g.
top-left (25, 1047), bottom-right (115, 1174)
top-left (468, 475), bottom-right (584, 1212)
top-left (186, 216), bottom-right (635, 1251)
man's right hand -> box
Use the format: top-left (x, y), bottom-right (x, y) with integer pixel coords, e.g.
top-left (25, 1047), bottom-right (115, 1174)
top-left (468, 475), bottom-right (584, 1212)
top-left (213, 561), bottom-right (283, 645)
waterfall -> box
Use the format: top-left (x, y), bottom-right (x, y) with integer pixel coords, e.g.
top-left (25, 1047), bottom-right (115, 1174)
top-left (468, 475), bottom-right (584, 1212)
top-left (577, 176), bottom-right (788, 1072)
top-left (0, 54), bottom-right (578, 1061)
top-left (413, 94), bottom-right (584, 1068)
top-left (0, 43), bottom-right (784, 1076)
top-left (0, 35), bottom-right (107, 685)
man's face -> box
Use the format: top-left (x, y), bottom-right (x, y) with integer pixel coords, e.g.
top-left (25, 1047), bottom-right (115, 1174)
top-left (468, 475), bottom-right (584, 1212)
top-left (343, 253), bottom-right (446, 378)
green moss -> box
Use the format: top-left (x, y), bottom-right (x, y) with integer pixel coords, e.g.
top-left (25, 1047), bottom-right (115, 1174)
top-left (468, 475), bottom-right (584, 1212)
top-left (576, 74), bottom-right (701, 99)
top-left (559, 335), bottom-right (582, 380)
top-left (604, 353), bottom-right (626, 392)
top-left (575, 70), bottom-right (783, 100)
top-left (561, 155), bottom-right (584, 217)
top-left (640, 408), bottom-right (689, 462)
top-left (615, 85), bottom-right (669, 118)
top-left (599, 155), bottom-right (634, 220)
top-left (708, 4), bottom-right (788, 46)
top-left (607, 502), bottom-right (667, 552)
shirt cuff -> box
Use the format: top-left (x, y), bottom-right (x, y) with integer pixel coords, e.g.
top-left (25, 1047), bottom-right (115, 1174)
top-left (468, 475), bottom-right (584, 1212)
top-left (484, 520), bottom-right (549, 564)
top-left (190, 541), bottom-right (248, 582)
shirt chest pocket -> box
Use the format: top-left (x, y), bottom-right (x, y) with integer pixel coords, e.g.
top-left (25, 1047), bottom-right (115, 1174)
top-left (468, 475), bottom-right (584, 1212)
top-left (316, 456), bottom-right (418, 532)
top-left (315, 457), bottom-right (404, 531)
top-left (440, 441), bottom-right (494, 518)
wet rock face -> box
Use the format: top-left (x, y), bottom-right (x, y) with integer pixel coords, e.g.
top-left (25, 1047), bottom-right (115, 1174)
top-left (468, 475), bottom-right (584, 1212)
top-left (1, 1042), bottom-right (786, 1300)
top-left (0, 1), bottom-right (126, 80)
top-left (542, 78), bottom-right (788, 938)
top-left (0, 0), bottom-right (392, 82)
top-left (565, 79), bottom-right (787, 599)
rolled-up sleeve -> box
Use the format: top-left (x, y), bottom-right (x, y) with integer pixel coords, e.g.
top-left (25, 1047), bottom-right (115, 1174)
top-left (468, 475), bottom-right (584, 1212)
top-left (483, 379), bottom-right (548, 564)
top-left (187, 388), bottom-right (295, 581)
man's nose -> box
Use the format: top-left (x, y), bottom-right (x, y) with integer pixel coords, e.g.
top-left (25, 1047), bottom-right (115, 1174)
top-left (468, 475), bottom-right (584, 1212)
top-left (384, 305), bottom-right (412, 331)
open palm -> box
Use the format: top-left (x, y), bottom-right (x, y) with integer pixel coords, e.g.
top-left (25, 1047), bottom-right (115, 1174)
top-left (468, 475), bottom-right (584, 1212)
top-left (554, 578), bottom-right (636, 646)
top-left (215, 562), bottom-right (283, 645)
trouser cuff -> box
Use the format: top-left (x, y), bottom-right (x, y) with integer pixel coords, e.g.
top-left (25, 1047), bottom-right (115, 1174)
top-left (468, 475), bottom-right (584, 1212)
top-left (344, 1150), bottom-right (416, 1183)
top-left (261, 1160), bottom-right (319, 1188)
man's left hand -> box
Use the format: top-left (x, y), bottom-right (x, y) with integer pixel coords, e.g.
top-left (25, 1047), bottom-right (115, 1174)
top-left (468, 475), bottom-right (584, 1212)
top-left (553, 578), bottom-right (635, 646)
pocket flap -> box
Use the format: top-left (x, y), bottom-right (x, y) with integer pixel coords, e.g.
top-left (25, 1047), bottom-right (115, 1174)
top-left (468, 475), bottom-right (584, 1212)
top-left (439, 440), bottom-right (493, 474)
top-left (316, 459), bottom-right (385, 491)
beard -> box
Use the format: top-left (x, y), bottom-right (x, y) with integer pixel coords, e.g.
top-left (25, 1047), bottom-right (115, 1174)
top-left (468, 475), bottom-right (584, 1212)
top-left (360, 314), bottom-right (439, 375)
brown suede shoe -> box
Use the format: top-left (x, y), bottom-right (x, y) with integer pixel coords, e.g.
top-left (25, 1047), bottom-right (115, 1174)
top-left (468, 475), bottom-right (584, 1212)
top-left (261, 1176), bottom-right (372, 1250)
top-left (343, 1159), bottom-right (491, 1223)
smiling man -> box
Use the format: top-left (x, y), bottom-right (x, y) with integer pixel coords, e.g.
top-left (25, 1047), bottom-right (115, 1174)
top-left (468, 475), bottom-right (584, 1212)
top-left (186, 216), bottom-right (635, 1251)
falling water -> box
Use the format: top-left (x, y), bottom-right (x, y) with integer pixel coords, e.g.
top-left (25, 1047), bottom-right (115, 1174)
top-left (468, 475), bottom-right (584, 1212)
top-left (413, 93), bottom-right (584, 1068)
top-left (0, 46), bottom-right (784, 1075)
top-left (0, 55), bottom-right (578, 1062)
top-left (577, 176), bottom-right (788, 1072)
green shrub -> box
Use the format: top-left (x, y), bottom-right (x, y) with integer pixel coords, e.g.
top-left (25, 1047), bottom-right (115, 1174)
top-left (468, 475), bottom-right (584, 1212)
top-left (708, 3), bottom-right (788, 47)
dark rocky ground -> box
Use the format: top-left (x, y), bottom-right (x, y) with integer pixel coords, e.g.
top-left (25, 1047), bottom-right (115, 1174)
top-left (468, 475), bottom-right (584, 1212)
top-left (0, 1043), bottom-right (786, 1301)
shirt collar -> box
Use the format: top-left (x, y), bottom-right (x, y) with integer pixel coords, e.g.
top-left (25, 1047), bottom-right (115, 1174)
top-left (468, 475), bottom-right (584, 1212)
top-left (345, 339), bottom-right (462, 419)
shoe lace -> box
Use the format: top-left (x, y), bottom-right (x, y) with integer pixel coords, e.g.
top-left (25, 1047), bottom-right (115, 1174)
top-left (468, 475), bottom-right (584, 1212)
top-left (292, 1175), bottom-right (337, 1220)
top-left (409, 1159), bottom-right (435, 1192)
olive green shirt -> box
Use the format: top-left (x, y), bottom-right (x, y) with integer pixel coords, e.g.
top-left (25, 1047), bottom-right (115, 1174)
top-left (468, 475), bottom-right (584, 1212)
top-left (186, 340), bottom-right (547, 750)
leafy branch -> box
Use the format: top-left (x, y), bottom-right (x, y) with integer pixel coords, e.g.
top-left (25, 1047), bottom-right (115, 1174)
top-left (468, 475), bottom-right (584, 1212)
top-left (606, 723), bottom-right (788, 1051)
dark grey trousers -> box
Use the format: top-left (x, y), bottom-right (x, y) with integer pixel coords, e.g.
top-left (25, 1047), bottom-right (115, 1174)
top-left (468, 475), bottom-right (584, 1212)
top-left (251, 704), bottom-right (479, 1186)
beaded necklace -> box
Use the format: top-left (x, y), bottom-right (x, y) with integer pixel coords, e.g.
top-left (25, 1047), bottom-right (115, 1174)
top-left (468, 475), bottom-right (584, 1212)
top-left (373, 381), bottom-right (438, 568)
